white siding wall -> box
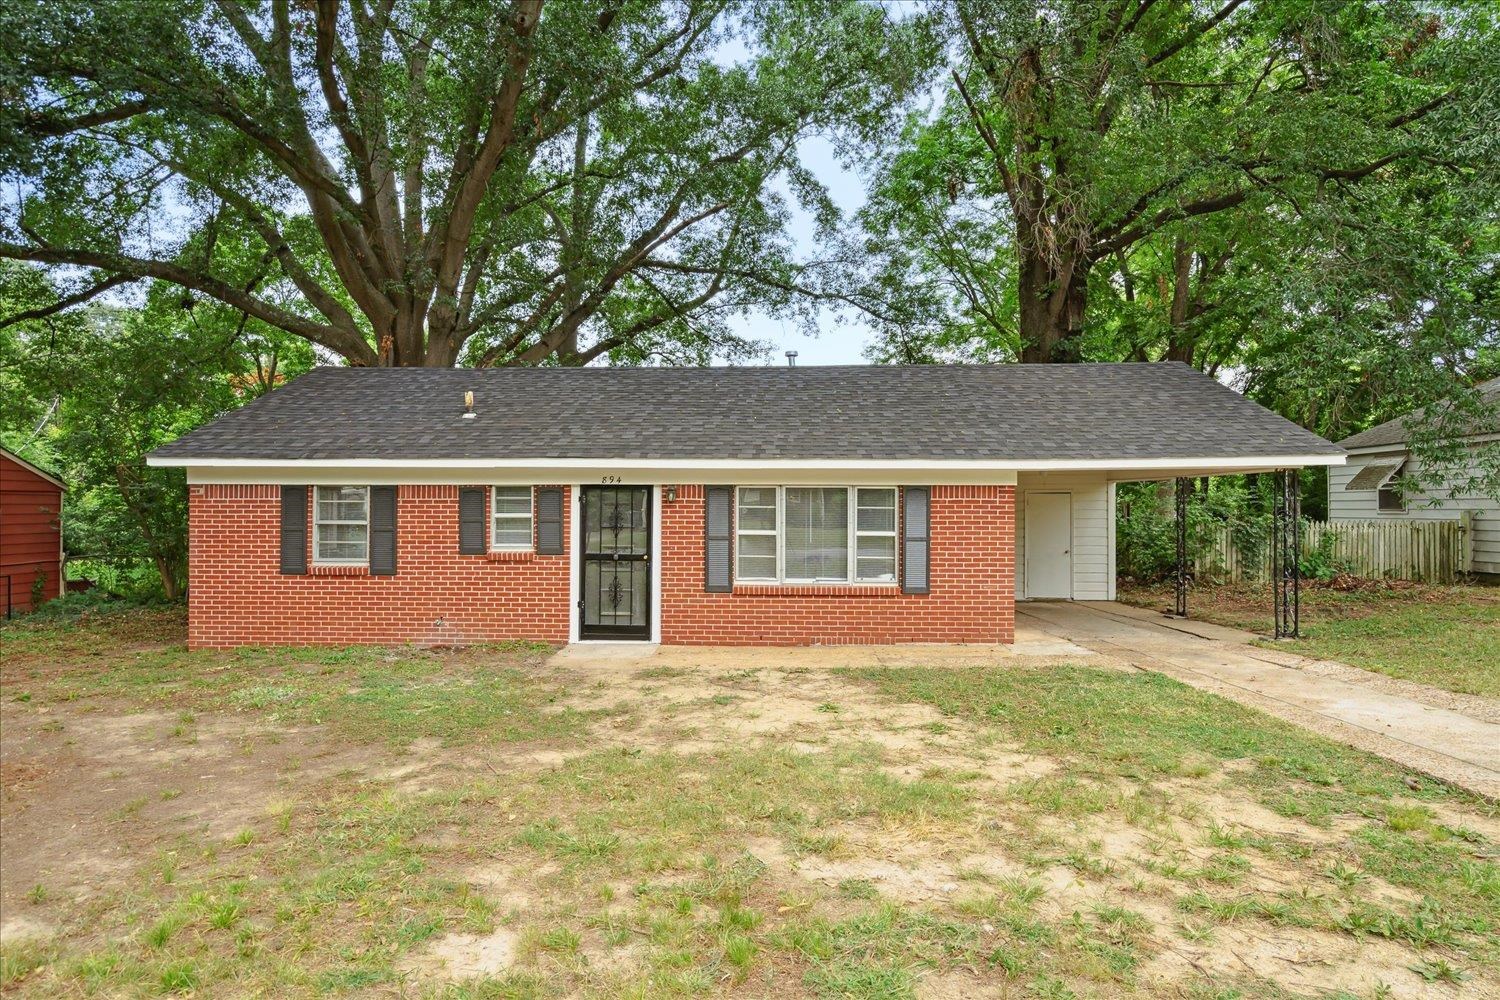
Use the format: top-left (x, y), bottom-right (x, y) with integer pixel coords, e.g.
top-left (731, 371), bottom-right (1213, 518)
top-left (1328, 445), bottom-right (1500, 574)
top-left (1016, 472), bottom-right (1115, 600)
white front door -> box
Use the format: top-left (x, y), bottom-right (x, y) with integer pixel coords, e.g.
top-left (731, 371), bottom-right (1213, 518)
top-left (1025, 492), bottom-right (1072, 599)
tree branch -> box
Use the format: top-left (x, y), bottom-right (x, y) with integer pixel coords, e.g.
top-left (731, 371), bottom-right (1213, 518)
top-left (24, 98), bottom-right (153, 137)
top-left (0, 272), bottom-right (136, 330)
top-left (1, 243), bottom-right (376, 364)
top-left (1143, 0), bottom-right (1247, 70)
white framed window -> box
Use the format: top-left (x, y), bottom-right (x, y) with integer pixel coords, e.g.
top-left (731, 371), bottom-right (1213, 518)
top-left (734, 486), bottom-right (899, 585)
top-left (313, 485), bottom-right (369, 564)
top-left (491, 486), bottom-right (534, 550)
top-left (854, 487), bottom-right (898, 582)
top-left (735, 487), bottom-right (779, 581)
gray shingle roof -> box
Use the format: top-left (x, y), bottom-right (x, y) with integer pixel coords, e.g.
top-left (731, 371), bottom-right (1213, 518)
top-left (1337, 377), bottom-right (1500, 451)
top-left (149, 362), bottom-right (1343, 463)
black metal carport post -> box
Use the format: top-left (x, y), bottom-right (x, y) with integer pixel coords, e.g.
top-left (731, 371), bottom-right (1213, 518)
top-left (1272, 468), bottom-right (1301, 639)
top-left (1174, 477), bottom-right (1189, 618)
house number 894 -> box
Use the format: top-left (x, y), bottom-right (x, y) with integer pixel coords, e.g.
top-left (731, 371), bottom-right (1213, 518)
top-left (600, 475), bottom-right (622, 484)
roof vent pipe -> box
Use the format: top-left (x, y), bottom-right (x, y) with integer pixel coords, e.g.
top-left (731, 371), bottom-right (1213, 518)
top-left (462, 390), bottom-right (477, 419)
top-left (785, 351), bottom-right (797, 367)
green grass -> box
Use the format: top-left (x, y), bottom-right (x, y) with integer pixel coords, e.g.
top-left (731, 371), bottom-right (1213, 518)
top-left (4, 608), bottom-right (1498, 998)
top-left (843, 664), bottom-right (1498, 956)
top-left (2, 610), bottom-right (570, 748)
top-left (1120, 581), bottom-right (1500, 696)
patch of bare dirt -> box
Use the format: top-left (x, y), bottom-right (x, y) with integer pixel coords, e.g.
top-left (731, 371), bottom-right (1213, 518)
top-left (0, 696), bottom-right (378, 931)
top-left (401, 925), bottom-right (521, 980)
top-left (1140, 923), bottom-right (1474, 1000)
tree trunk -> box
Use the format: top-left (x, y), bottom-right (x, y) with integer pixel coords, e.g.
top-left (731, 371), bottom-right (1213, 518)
top-left (1017, 247), bottom-right (1089, 363)
top-left (1164, 236), bottom-right (1195, 365)
top-left (154, 556), bottom-right (182, 601)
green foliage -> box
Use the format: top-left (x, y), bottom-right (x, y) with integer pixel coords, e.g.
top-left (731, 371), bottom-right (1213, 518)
top-left (2, 263), bottom-right (313, 599)
top-left (857, 0), bottom-right (1499, 492)
top-left (2, 0), bottom-right (934, 368)
top-left (1114, 479), bottom-right (1271, 585)
top-left (1297, 533), bottom-right (1344, 584)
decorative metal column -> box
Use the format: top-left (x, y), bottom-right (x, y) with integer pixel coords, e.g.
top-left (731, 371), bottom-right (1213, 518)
top-left (1272, 469), bottom-right (1301, 639)
top-left (1174, 477), bottom-right (1189, 618)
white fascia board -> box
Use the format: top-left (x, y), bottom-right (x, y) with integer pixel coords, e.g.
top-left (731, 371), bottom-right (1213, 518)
top-left (1342, 433), bottom-right (1499, 456)
top-left (151, 453), bottom-right (1346, 472)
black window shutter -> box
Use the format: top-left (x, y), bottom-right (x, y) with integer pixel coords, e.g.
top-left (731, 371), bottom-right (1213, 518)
top-left (370, 486), bottom-right (397, 575)
top-left (901, 486), bottom-right (930, 594)
top-left (704, 486), bottom-right (733, 592)
top-left (536, 488), bottom-right (563, 554)
top-left (279, 485), bottom-right (308, 575)
top-left (458, 487), bottom-right (487, 554)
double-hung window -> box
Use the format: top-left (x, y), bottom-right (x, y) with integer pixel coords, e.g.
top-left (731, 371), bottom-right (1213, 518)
top-left (853, 488), bottom-right (898, 581)
top-left (735, 487), bottom-right (779, 580)
top-left (734, 486), bottom-right (898, 584)
top-left (314, 486), bottom-right (369, 563)
top-left (491, 487), bottom-right (534, 549)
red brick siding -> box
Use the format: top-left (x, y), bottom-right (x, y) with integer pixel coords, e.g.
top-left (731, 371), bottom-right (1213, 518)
top-left (187, 482), bottom-right (1016, 649)
top-left (658, 484), bottom-right (1014, 645)
top-left (187, 484), bottom-right (571, 649)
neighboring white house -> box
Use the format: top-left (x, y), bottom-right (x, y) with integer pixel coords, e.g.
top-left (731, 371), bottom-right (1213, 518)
top-left (1329, 376), bottom-right (1500, 577)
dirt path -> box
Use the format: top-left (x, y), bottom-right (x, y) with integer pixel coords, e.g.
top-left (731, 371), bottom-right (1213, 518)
top-left (1019, 601), bottom-right (1500, 800)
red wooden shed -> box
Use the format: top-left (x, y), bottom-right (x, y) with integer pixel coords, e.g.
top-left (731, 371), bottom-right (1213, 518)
top-left (1, 447), bottom-right (65, 616)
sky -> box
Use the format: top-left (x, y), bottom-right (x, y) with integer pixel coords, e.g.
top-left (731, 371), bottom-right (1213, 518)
top-left (718, 138), bottom-right (878, 368)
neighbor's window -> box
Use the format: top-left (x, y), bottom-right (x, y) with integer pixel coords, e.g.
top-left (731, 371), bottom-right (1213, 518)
top-left (1378, 464), bottom-right (1408, 513)
top-left (314, 485), bottom-right (369, 563)
top-left (734, 487), bottom-right (898, 584)
top-left (492, 487), bottom-right (534, 549)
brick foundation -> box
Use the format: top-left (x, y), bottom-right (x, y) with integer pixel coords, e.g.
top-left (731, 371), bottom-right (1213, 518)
top-left (187, 482), bottom-right (1015, 649)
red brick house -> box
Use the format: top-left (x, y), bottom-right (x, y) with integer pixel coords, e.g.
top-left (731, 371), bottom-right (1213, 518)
top-left (1, 447), bottom-right (65, 616)
top-left (147, 364), bottom-right (1344, 650)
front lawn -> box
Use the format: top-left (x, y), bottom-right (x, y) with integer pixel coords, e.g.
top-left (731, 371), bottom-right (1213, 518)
top-left (2, 607), bottom-right (1497, 998)
top-left (1119, 580), bottom-right (1500, 698)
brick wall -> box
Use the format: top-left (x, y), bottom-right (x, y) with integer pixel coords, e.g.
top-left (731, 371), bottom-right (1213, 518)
top-left (188, 482), bottom-right (1015, 649)
top-left (658, 484), bottom-right (1014, 645)
top-left (187, 484), bottom-right (571, 649)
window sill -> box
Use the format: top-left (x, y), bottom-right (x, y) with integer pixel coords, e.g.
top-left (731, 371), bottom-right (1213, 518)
top-left (485, 550), bottom-right (536, 562)
top-left (310, 564), bottom-right (370, 577)
top-left (731, 583), bottom-right (904, 597)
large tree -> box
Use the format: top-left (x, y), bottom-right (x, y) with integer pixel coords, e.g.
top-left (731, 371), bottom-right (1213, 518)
top-left (0, 0), bottom-right (927, 367)
top-left (861, 0), bottom-right (1496, 364)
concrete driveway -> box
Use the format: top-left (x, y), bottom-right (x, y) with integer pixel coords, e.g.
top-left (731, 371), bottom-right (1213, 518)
top-left (1018, 601), bottom-right (1500, 800)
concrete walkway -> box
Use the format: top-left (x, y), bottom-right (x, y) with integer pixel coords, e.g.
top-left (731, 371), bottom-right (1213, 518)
top-left (1017, 601), bottom-right (1500, 800)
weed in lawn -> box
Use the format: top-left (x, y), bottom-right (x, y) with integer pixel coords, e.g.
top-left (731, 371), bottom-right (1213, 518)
top-left (142, 915), bottom-right (185, 950)
top-left (1324, 860), bottom-right (1368, 890)
top-left (157, 959), bottom-right (200, 993)
top-left (1410, 957), bottom-right (1467, 984)
top-left (838, 878), bottom-right (878, 900)
top-left (208, 901), bottom-right (243, 930)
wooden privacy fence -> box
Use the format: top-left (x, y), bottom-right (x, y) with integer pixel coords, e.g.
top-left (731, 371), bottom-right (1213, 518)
top-left (1195, 516), bottom-right (1471, 584)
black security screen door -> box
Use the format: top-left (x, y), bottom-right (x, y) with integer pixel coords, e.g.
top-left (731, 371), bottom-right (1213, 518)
top-left (579, 486), bottom-right (652, 640)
